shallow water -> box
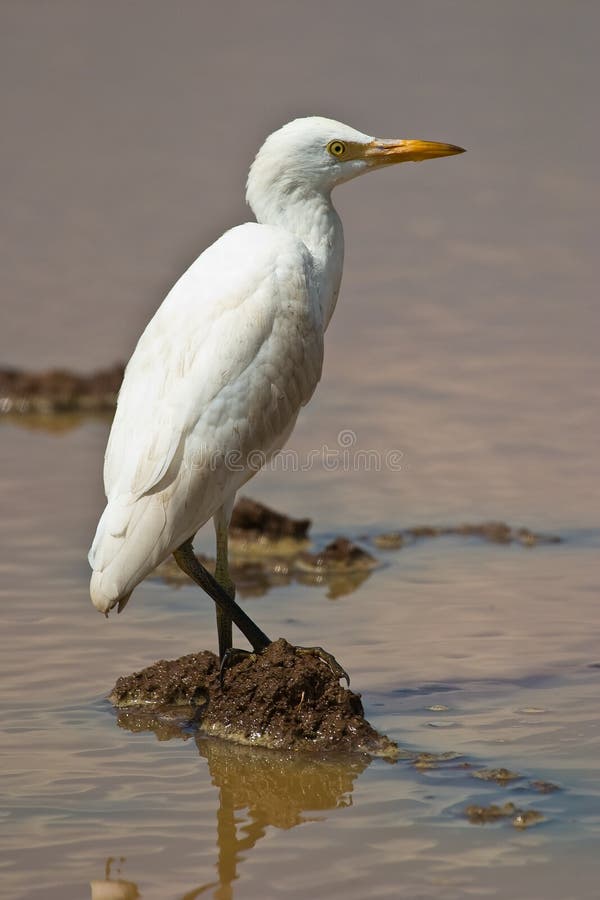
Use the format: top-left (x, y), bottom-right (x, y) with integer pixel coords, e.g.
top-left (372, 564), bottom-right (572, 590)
top-left (3, 422), bottom-right (600, 899)
top-left (1, 2), bottom-right (600, 898)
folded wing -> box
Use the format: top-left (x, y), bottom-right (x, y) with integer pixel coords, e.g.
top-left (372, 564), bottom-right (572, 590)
top-left (89, 222), bottom-right (323, 611)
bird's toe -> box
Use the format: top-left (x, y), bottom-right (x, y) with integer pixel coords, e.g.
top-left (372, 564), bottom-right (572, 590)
top-left (293, 645), bottom-right (350, 686)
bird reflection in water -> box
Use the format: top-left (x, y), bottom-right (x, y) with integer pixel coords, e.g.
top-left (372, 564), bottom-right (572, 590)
top-left (190, 738), bottom-right (368, 898)
top-left (102, 716), bottom-right (369, 898)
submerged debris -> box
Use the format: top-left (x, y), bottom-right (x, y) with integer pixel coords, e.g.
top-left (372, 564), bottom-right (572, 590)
top-left (0, 363), bottom-right (124, 414)
top-left (465, 802), bottom-right (518, 824)
top-left (110, 638), bottom-right (398, 757)
top-left (406, 526), bottom-right (441, 539)
top-left (373, 521), bottom-right (561, 548)
top-left (410, 750), bottom-right (463, 770)
top-left (529, 779), bottom-right (561, 794)
top-left (464, 802), bottom-right (544, 828)
top-left (296, 537), bottom-right (378, 574)
top-left (454, 522), bottom-right (561, 546)
top-left (372, 531), bottom-right (405, 550)
top-left (294, 537), bottom-right (379, 598)
top-left (512, 809), bottom-right (545, 829)
top-left (472, 767), bottom-right (523, 785)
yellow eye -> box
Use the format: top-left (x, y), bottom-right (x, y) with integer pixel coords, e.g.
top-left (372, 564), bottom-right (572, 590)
top-left (327, 140), bottom-right (347, 158)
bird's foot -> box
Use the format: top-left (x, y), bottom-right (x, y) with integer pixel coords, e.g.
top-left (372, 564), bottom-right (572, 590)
top-left (293, 645), bottom-right (350, 686)
top-left (218, 642), bottom-right (349, 688)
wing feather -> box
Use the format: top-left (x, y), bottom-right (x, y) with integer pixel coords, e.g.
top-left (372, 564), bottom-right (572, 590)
top-left (103, 222), bottom-right (321, 501)
top-left (90, 222), bottom-right (324, 609)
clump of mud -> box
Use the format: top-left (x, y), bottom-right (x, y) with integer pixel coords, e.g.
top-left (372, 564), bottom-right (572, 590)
top-left (226, 497), bottom-right (312, 560)
top-left (529, 779), bottom-right (560, 794)
top-left (296, 537), bottom-right (378, 574)
top-left (472, 767), bottom-right (523, 785)
top-left (294, 537), bottom-right (378, 599)
top-left (0, 363), bottom-right (124, 414)
top-left (230, 497), bottom-right (311, 542)
top-left (155, 518), bottom-right (377, 600)
top-left (110, 638), bottom-right (398, 757)
top-left (373, 521), bottom-right (561, 549)
top-left (154, 499), bottom-right (561, 603)
top-left (465, 802), bottom-right (544, 829)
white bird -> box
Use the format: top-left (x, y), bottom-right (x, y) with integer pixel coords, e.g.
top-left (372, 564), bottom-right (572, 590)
top-left (89, 116), bottom-right (464, 669)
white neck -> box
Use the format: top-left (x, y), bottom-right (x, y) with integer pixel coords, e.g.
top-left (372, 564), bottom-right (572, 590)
top-left (247, 183), bottom-right (344, 329)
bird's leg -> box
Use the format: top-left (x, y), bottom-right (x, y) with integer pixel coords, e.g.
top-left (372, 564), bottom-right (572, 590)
top-left (213, 524), bottom-right (254, 682)
top-left (172, 539), bottom-right (271, 656)
top-left (214, 520), bottom-right (234, 660)
top-left (173, 540), bottom-right (349, 686)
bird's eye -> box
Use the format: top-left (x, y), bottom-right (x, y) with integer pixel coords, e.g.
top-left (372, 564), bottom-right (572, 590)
top-left (327, 140), bottom-right (347, 158)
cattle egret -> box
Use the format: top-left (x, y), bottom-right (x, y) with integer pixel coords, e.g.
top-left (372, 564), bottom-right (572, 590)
top-left (89, 116), bottom-right (464, 673)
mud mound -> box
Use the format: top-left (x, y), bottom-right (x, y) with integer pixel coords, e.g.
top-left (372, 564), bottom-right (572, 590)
top-left (296, 537), bottom-right (378, 573)
top-left (110, 638), bottom-right (397, 757)
top-left (230, 497), bottom-right (311, 541)
top-left (0, 363), bottom-right (124, 414)
top-left (373, 521), bottom-right (561, 548)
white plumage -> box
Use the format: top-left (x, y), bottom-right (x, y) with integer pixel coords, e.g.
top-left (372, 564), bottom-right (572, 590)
top-left (90, 222), bottom-right (321, 610)
top-left (89, 116), bottom-right (463, 652)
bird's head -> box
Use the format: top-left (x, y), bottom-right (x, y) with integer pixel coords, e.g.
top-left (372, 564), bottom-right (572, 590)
top-left (247, 116), bottom-right (464, 216)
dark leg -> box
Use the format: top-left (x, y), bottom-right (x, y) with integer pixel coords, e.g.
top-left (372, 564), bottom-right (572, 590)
top-left (213, 515), bottom-right (234, 659)
top-left (173, 538), bottom-right (349, 685)
top-left (173, 539), bottom-right (270, 655)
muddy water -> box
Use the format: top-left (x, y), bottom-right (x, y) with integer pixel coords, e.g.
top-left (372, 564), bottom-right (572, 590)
top-left (2, 2), bottom-right (600, 898)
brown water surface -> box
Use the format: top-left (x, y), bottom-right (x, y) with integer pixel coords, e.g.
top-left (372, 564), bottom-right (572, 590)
top-left (1, 2), bottom-right (599, 898)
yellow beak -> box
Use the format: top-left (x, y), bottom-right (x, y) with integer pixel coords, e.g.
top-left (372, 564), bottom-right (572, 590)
top-left (364, 138), bottom-right (465, 165)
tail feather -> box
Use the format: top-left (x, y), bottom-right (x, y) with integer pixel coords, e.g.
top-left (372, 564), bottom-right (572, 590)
top-left (89, 464), bottom-right (222, 615)
top-left (89, 493), bottom-right (168, 614)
